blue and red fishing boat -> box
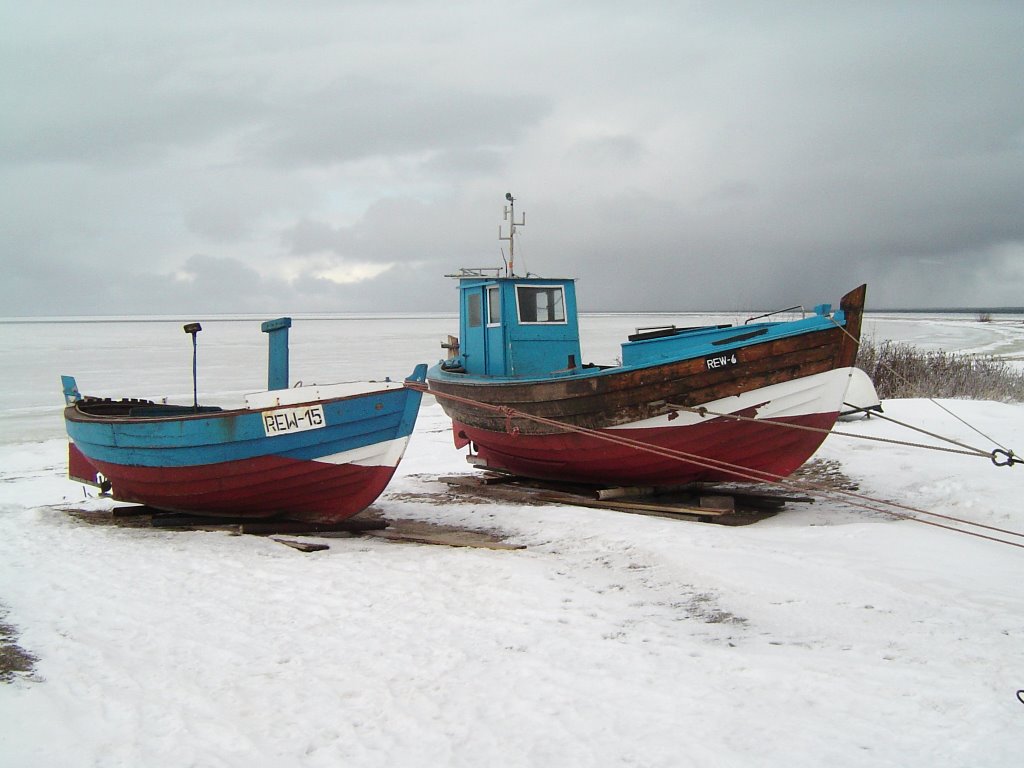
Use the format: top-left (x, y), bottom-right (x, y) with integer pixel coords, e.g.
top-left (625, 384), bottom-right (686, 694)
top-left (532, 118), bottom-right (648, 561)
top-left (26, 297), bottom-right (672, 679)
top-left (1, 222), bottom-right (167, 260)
top-left (62, 318), bottom-right (426, 522)
top-left (426, 196), bottom-right (866, 486)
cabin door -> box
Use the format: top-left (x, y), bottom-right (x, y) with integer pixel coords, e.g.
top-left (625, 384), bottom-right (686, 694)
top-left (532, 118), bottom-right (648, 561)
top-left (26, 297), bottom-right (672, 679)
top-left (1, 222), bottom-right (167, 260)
top-left (464, 287), bottom-right (488, 374)
top-left (484, 284), bottom-right (507, 375)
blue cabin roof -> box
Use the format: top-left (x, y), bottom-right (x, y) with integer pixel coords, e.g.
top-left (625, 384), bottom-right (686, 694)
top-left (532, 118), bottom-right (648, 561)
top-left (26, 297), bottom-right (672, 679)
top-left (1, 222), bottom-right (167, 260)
top-left (445, 274), bottom-right (582, 378)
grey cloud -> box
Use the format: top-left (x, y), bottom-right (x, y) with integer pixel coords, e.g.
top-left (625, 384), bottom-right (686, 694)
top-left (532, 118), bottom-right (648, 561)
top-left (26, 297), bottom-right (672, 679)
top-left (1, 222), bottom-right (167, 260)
top-left (420, 147), bottom-right (508, 178)
top-left (567, 135), bottom-right (644, 165)
top-left (283, 219), bottom-right (350, 257)
top-left (1, 1), bottom-right (1022, 317)
top-left (281, 196), bottom-right (499, 267)
top-left (255, 79), bottom-right (551, 166)
top-left (2, 34), bottom-right (264, 166)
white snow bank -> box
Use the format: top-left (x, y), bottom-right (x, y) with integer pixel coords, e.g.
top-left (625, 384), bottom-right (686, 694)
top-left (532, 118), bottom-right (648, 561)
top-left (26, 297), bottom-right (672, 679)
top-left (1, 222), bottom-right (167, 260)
top-left (1, 401), bottom-right (1022, 767)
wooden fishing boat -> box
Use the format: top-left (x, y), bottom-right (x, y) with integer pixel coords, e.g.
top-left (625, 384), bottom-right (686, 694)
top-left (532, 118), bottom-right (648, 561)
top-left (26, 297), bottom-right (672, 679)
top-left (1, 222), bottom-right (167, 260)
top-left (426, 196), bottom-right (865, 486)
top-left (62, 317), bottom-right (426, 522)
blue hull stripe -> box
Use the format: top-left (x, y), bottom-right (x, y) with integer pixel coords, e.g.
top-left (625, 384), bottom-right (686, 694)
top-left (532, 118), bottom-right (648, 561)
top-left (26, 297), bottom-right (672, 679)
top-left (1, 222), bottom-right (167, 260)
top-left (67, 377), bottom-right (424, 470)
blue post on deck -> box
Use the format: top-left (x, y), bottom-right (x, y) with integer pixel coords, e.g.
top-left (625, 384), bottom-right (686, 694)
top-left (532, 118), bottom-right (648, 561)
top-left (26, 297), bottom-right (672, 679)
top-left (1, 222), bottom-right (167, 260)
top-left (261, 317), bottom-right (292, 391)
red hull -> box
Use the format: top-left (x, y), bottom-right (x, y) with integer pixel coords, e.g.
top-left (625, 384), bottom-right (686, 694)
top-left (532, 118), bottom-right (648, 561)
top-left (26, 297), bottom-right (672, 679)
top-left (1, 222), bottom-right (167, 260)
top-left (454, 410), bottom-right (838, 486)
top-left (71, 443), bottom-right (397, 523)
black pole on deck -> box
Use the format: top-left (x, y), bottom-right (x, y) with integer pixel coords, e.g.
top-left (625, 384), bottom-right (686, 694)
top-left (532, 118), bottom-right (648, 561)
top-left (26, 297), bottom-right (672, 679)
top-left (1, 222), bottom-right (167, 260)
top-left (183, 322), bottom-right (202, 410)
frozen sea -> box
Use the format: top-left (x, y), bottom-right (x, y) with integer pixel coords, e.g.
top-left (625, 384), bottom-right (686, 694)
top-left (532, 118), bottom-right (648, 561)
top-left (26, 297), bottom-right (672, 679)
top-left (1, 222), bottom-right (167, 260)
top-left (1, 310), bottom-right (1023, 767)
top-left (3, 309), bottom-right (1022, 447)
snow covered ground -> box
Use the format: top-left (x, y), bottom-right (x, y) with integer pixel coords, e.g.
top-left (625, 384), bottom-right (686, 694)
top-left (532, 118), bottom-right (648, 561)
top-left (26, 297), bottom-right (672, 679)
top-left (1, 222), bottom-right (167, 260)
top-left (1, 315), bottom-right (1023, 767)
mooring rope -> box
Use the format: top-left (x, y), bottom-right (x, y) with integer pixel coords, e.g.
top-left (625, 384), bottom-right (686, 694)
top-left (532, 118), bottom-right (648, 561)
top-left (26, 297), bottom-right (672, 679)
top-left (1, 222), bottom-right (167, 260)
top-left (405, 381), bottom-right (1024, 550)
top-left (669, 402), bottom-right (1003, 463)
top-left (829, 316), bottom-right (1017, 457)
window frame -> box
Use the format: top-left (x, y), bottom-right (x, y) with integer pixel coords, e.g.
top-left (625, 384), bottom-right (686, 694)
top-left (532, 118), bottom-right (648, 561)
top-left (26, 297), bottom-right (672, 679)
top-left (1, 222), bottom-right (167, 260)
top-left (467, 292), bottom-right (483, 328)
top-left (486, 285), bottom-right (502, 326)
top-left (514, 284), bottom-right (568, 325)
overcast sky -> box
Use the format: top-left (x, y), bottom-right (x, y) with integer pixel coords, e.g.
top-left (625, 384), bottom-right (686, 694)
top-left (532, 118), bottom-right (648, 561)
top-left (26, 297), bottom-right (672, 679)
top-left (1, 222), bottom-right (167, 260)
top-left (3, 1), bottom-right (1022, 316)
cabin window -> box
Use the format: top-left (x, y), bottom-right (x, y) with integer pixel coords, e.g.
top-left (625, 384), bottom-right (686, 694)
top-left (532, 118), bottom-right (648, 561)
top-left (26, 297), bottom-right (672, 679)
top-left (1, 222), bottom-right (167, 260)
top-left (516, 286), bottom-right (566, 324)
top-left (467, 293), bottom-right (482, 327)
top-left (487, 286), bottom-right (501, 325)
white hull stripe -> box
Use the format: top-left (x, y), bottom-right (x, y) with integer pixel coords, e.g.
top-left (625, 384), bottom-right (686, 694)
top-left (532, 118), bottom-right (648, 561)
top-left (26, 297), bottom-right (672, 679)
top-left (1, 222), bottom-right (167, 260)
top-left (311, 436), bottom-right (411, 468)
top-left (245, 380), bottom-right (405, 410)
top-left (610, 367), bottom-right (855, 430)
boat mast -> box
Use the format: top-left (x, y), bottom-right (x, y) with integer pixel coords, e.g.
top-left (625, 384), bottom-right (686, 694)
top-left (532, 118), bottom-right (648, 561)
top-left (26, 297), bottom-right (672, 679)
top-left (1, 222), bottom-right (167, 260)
top-left (498, 192), bottom-right (525, 277)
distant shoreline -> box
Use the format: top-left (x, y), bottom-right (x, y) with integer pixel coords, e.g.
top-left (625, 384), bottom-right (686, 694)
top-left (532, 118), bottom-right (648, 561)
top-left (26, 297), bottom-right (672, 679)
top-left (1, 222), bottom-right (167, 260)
top-left (2, 308), bottom-right (1023, 324)
top-left (870, 307), bottom-right (1024, 314)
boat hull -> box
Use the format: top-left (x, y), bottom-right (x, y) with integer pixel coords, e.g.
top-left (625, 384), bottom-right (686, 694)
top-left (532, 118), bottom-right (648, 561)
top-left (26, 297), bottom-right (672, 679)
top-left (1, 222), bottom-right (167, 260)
top-left (65, 371), bottom-right (425, 522)
top-left (449, 368), bottom-right (851, 485)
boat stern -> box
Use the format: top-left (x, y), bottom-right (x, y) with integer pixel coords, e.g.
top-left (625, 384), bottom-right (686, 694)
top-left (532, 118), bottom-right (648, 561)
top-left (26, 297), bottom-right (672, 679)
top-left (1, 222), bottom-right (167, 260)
top-left (67, 437), bottom-right (107, 490)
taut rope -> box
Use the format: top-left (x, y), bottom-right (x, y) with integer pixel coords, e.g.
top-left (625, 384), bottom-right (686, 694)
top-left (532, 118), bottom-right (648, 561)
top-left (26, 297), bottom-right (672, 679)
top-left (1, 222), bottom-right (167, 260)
top-left (406, 380), bottom-right (1024, 550)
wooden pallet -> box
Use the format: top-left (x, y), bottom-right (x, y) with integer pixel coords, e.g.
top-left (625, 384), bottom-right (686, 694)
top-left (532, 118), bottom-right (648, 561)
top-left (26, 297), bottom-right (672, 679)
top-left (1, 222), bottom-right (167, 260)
top-left (441, 472), bottom-right (813, 525)
top-left (61, 505), bottom-right (524, 551)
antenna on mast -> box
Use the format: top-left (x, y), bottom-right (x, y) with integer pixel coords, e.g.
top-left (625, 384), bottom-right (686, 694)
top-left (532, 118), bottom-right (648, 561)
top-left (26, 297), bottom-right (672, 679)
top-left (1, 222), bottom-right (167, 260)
top-left (498, 192), bottom-right (525, 276)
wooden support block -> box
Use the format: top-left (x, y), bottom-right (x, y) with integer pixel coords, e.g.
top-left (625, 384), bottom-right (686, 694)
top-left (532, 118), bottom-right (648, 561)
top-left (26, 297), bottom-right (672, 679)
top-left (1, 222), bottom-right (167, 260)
top-left (239, 518), bottom-right (388, 535)
top-left (440, 473), bottom-right (517, 487)
top-left (273, 538), bottom-right (330, 553)
top-left (699, 495), bottom-right (736, 512)
top-left (596, 486), bottom-right (657, 500)
top-left (479, 473), bottom-right (518, 485)
top-left (145, 514), bottom-right (387, 535)
top-left (435, 472), bottom-right (782, 526)
top-left (730, 493), bottom-right (787, 510)
top-left (363, 528), bottom-right (525, 550)
top-left (536, 494), bottom-right (725, 517)
top-left (111, 505), bottom-right (152, 517)
top-left (150, 514), bottom-right (230, 528)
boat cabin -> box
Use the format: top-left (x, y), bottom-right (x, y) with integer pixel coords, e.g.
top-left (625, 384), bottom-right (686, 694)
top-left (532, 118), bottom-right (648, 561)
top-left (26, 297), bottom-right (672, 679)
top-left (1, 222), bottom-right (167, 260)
top-left (442, 270), bottom-right (582, 379)
top-left (440, 269), bottom-right (848, 381)
top-left (435, 196), bottom-right (853, 384)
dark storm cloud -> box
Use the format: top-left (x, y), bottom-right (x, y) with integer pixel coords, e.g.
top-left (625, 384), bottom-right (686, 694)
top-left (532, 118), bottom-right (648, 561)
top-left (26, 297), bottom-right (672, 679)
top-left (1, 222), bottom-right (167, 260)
top-left (1, 1), bottom-right (1022, 316)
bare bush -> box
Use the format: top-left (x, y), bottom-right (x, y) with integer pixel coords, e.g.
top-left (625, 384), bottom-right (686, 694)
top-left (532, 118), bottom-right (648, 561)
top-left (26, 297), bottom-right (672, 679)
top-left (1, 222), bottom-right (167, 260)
top-left (856, 338), bottom-right (1024, 403)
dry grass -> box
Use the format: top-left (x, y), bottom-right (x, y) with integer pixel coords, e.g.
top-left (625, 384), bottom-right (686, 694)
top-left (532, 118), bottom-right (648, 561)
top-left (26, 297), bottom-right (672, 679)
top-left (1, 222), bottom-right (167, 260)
top-left (856, 338), bottom-right (1024, 402)
top-left (0, 608), bottom-right (38, 684)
